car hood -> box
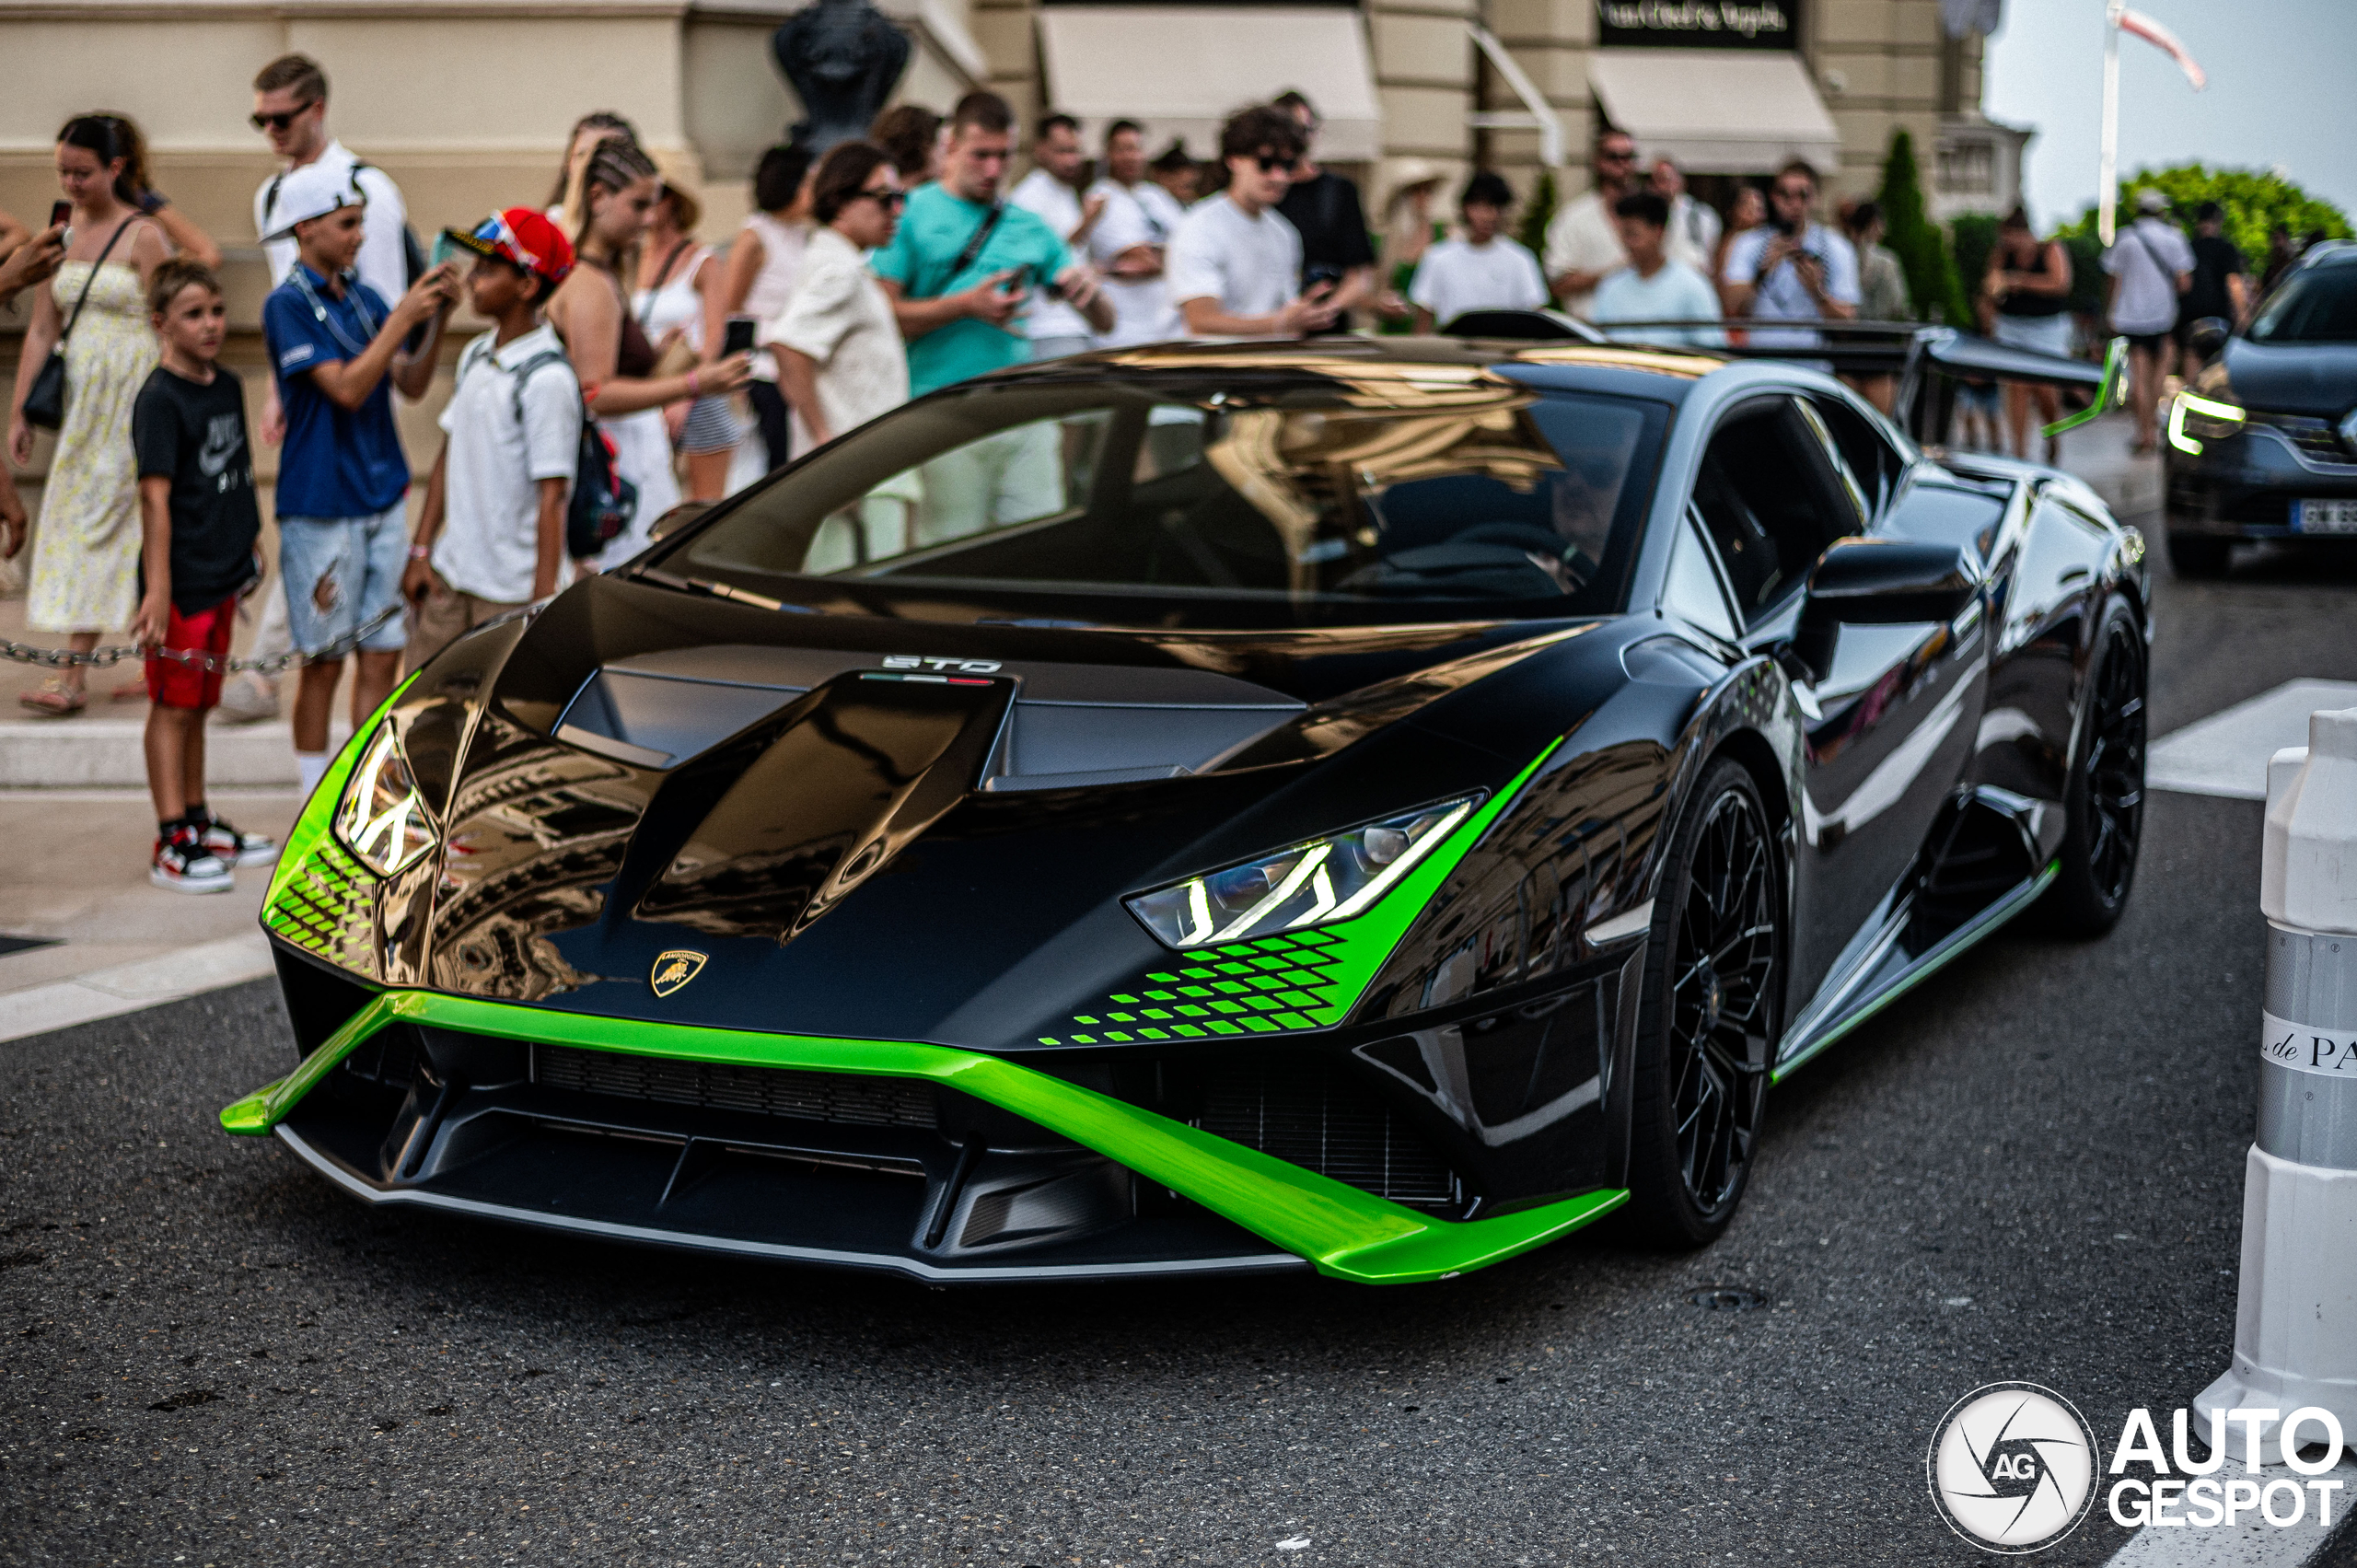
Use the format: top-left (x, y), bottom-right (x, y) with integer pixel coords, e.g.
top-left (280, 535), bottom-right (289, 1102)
top-left (384, 572), bottom-right (1630, 1051)
top-left (2223, 337), bottom-right (2357, 417)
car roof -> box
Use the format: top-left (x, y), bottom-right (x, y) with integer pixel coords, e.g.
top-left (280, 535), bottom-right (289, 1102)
top-left (973, 334), bottom-right (1724, 408)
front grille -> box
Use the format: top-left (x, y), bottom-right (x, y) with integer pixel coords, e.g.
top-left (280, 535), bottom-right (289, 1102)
top-left (532, 1044), bottom-right (937, 1130)
top-left (2252, 412), bottom-right (2356, 468)
top-left (1196, 1057), bottom-right (1458, 1211)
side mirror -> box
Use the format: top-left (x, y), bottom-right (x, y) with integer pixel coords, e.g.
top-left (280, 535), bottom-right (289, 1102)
top-left (2184, 316), bottom-right (2232, 365)
top-left (647, 499), bottom-right (714, 542)
top-left (1789, 537), bottom-right (1980, 682)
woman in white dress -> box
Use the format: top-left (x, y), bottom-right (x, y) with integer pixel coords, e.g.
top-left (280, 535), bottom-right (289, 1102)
top-left (545, 140), bottom-right (749, 570)
top-left (633, 180), bottom-right (739, 500)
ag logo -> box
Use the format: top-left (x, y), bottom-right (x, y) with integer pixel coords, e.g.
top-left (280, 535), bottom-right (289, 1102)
top-left (1928, 1383), bottom-right (2100, 1553)
top-left (649, 950), bottom-right (708, 998)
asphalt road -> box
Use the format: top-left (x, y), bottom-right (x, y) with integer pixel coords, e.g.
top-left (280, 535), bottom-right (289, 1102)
top-left (6, 529), bottom-right (2357, 1568)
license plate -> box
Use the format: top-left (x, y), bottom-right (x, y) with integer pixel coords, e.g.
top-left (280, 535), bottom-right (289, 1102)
top-left (2294, 499), bottom-right (2357, 534)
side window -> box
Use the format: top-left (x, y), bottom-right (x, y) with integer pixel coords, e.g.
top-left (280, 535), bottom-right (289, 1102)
top-left (1661, 509), bottom-right (1741, 644)
top-left (1689, 399), bottom-right (1852, 627)
top-left (1809, 394), bottom-right (1909, 517)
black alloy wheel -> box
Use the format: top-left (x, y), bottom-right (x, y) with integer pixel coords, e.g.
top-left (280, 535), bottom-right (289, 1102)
top-left (2038, 599), bottom-right (2147, 935)
top-left (1625, 758), bottom-right (1783, 1248)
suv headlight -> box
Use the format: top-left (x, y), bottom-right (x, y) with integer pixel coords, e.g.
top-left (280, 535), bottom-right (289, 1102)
top-left (2168, 389), bottom-right (2245, 454)
top-left (333, 725), bottom-right (438, 876)
top-left (1126, 796), bottom-right (1478, 949)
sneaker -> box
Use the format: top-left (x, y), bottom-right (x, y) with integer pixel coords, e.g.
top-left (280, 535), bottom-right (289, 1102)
top-left (198, 811), bottom-right (280, 867)
top-left (211, 671), bottom-right (280, 726)
top-left (152, 828), bottom-right (235, 894)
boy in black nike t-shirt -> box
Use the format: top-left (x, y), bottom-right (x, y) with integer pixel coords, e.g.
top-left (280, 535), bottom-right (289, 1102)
top-left (132, 259), bottom-right (276, 892)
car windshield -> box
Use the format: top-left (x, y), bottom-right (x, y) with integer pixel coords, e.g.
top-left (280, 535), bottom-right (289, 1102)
top-left (2249, 262), bottom-right (2357, 344)
top-left (656, 366), bottom-right (1668, 630)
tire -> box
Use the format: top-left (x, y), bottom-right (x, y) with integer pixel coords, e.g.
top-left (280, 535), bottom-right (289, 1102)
top-left (2166, 531), bottom-right (2231, 578)
top-left (2037, 598), bottom-right (2147, 937)
top-left (1622, 757), bottom-right (1784, 1249)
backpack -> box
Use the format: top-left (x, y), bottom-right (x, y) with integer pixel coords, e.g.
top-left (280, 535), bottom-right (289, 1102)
top-left (500, 347), bottom-right (639, 562)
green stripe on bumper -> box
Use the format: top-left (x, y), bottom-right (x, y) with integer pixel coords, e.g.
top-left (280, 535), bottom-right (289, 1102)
top-left (222, 989), bottom-right (1625, 1285)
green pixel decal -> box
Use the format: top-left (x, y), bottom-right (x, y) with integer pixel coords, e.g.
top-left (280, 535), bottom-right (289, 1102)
top-left (262, 836), bottom-right (379, 977)
top-left (1039, 738), bottom-right (1564, 1045)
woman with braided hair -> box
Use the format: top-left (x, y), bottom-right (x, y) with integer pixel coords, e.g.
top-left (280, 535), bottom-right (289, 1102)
top-left (544, 138), bottom-right (749, 571)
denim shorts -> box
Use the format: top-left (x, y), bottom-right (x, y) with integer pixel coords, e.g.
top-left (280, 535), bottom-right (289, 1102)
top-left (277, 505), bottom-right (412, 658)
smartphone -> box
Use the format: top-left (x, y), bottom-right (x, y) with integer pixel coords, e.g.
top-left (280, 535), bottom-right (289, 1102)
top-left (723, 317), bottom-right (758, 357)
top-left (49, 201), bottom-right (71, 231)
top-left (429, 230), bottom-right (466, 270)
top-left (1304, 262), bottom-right (1344, 292)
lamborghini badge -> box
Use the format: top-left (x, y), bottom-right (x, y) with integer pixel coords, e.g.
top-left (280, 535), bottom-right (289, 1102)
top-left (650, 950), bottom-right (707, 997)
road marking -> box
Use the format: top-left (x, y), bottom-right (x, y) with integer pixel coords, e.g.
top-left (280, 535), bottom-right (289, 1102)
top-left (0, 933), bottom-right (275, 1045)
top-left (2148, 680), bottom-right (2357, 800)
top-left (2104, 1458), bottom-right (2357, 1566)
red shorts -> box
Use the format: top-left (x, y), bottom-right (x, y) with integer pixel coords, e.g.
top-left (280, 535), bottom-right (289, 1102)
top-left (145, 594), bottom-right (238, 712)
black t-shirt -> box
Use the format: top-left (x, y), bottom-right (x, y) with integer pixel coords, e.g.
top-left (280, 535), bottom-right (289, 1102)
top-left (1277, 172), bottom-right (1377, 327)
top-left (132, 365), bottom-right (262, 614)
top-left (2185, 234), bottom-right (2246, 323)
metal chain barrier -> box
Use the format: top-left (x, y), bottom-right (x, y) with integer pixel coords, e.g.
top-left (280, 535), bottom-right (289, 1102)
top-left (0, 601), bottom-right (404, 675)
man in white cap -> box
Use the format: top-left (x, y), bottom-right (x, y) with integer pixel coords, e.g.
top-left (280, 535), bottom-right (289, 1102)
top-left (260, 163), bottom-right (454, 796)
top-left (2103, 188), bottom-right (2193, 453)
top-left (233, 52), bottom-right (415, 723)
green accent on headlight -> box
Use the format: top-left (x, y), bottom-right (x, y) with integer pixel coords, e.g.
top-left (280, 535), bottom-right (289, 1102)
top-left (219, 987), bottom-right (1625, 1284)
top-left (258, 678), bottom-right (419, 976)
top-left (1044, 738), bottom-right (1567, 1045)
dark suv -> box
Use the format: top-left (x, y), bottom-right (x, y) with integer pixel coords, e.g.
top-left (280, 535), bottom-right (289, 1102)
top-left (2164, 241), bottom-right (2357, 575)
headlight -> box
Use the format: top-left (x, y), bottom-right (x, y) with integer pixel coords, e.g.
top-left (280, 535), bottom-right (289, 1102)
top-left (2167, 389), bottom-right (2244, 454)
top-left (333, 726), bottom-right (437, 876)
top-left (1126, 796), bottom-right (1479, 949)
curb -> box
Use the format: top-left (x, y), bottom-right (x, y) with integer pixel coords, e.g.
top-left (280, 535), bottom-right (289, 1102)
top-left (0, 719), bottom-right (346, 790)
top-left (0, 933), bottom-right (276, 1045)
top-left (2103, 1457), bottom-right (2357, 1567)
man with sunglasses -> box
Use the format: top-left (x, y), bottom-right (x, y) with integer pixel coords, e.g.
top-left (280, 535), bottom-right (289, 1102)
top-left (1167, 106), bottom-right (1339, 338)
top-left (1544, 130), bottom-right (1643, 319)
top-left (1721, 157), bottom-right (1859, 354)
top-left (236, 52), bottom-right (413, 724)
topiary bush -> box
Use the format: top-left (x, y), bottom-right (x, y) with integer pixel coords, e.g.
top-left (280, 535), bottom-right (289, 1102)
top-left (1875, 128), bottom-right (1969, 325)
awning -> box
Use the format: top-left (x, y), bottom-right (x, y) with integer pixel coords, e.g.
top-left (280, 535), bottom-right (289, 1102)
top-left (1587, 49), bottom-right (1842, 176)
top-left (1039, 6), bottom-right (1382, 164)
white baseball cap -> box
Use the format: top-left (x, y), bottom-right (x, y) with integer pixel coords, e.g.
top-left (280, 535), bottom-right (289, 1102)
top-left (262, 160), bottom-right (367, 242)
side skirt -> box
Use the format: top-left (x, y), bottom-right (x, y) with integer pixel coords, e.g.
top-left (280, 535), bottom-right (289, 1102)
top-left (1771, 859), bottom-right (2059, 1085)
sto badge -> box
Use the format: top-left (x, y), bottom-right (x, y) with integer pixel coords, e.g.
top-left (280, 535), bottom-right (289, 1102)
top-left (650, 950), bottom-right (707, 997)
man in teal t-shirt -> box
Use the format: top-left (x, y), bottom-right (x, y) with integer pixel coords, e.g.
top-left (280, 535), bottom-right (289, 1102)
top-left (873, 90), bottom-right (1111, 397)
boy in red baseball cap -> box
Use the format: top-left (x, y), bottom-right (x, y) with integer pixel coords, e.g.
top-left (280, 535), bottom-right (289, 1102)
top-left (402, 209), bottom-right (584, 668)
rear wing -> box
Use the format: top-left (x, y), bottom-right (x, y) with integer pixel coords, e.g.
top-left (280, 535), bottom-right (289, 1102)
top-left (1442, 311), bottom-right (2127, 447)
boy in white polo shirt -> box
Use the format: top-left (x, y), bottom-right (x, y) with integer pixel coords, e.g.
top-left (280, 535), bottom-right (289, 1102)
top-left (401, 208), bottom-right (582, 668)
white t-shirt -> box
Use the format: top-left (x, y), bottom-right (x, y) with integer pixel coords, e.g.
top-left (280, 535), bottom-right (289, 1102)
top-left (1722, 223), bottom-right (1863, 351)
top-left (1007, 168), bottom-right (1093, 342)
top-left (1589, 261), bottom-right (1725, 347)
top-left (432, 323), bottom-right (582, 604)
top-left (1086, 178), bottom-right (1181, 347)
top-left (255, 140), bottom-right (409, 305)
top-left (2103, 217), bottom-right (2196, 334)
top-left (1166, 196), bottom-right (1303, 327)
top-left (768, 226), bottom-right (910, 443)
top-left (1408, 237), bottom-right (1549, 327)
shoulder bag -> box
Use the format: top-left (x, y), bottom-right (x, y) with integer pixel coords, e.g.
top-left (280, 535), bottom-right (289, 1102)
top-left (22, 216), bottom-right (135, 431)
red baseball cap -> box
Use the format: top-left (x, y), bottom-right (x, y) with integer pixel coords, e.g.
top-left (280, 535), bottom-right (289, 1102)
top-left (444, 207), bottom-right (575, 285)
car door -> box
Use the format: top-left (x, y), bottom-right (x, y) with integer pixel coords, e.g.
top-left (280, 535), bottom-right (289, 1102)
top-left (1683, 393), bottom-right (1984, 1011)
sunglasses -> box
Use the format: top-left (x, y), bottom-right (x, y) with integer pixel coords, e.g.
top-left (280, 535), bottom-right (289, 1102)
top-left (1254, 153), bottom-right (1301, 174)
top-left (1773, 184), bottom-right (1813, 201)
top-left (856, 186), bottom-right (907, 208)
top-left (1597, 149), bottom-right (1636, 163)
top-left (250, 102), bottom-right (319, 133)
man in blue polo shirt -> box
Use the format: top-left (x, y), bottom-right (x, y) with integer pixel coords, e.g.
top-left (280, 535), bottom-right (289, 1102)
top-left (260, 161), bottom-right (454, 795)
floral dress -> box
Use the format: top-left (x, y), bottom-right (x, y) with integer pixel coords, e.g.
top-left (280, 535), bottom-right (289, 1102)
top-left (28, 258), bottom-right (157, 633)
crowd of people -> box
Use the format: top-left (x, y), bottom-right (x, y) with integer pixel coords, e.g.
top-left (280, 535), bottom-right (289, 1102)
top-left (0, 56), bottom-right (2322, 890)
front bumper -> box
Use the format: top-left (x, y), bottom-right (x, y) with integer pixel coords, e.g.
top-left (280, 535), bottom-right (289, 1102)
top-left (2166, 418), bottom-right (2357, 538)
top-left (224, 979), bottom-right (1626, 1284)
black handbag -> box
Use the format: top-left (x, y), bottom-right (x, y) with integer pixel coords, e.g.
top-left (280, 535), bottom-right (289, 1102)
top-left (21, 216), bottom-right (134, 432)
